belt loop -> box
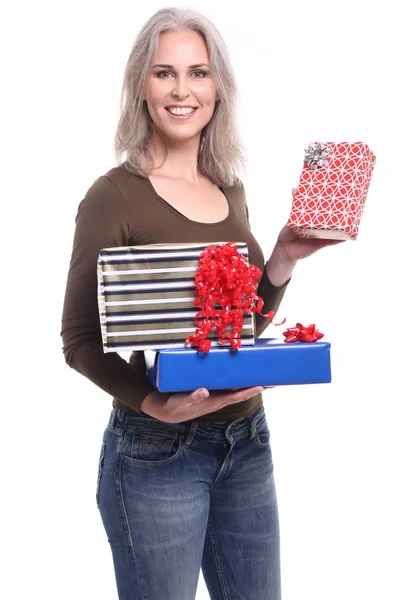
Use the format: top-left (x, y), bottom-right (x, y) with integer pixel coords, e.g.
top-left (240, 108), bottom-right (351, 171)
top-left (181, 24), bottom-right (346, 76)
top-left (183, 421), bottom-right (199, 448)
top-left (249, 414), bottom-right (257, 440)
top-left (110, 407), bottom-right (119, 429)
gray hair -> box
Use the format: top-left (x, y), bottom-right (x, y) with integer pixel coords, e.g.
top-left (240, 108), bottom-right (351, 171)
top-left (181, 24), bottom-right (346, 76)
top-left (114, 7), bottom-right (246, 187)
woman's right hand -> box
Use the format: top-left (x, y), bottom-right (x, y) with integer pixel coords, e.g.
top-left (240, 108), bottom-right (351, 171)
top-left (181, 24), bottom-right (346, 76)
top-left (140, 386), bottom-right (268, 423)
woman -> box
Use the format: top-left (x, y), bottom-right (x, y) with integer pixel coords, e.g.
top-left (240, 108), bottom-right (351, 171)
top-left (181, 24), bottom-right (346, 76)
top-left (61, 7), bottom-right (340, 600)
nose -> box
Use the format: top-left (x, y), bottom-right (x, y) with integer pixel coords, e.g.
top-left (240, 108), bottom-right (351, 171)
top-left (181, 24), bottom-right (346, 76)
top-left (172, 74), bottom-right (191, 99)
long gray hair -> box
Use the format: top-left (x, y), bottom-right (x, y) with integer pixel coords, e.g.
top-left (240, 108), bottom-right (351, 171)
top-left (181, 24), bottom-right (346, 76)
top-left (114, 7), bottom-right (246, 188)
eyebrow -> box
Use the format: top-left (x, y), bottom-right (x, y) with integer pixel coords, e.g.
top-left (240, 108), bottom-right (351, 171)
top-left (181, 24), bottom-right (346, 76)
top-left (152, 63), bottom-right (210, 69)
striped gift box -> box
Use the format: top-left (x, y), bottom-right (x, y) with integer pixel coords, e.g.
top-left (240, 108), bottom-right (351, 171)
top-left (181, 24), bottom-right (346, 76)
top-left (97, 242), bottom-right (255, 353)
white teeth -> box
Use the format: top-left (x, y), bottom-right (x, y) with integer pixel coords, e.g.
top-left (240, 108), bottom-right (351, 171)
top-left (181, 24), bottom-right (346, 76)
top-left (167, 107), bottom-right (196, 115)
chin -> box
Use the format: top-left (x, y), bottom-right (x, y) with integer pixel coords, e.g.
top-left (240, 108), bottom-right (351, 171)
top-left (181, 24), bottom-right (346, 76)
top-left (162, 127), bottom-right (204, 142)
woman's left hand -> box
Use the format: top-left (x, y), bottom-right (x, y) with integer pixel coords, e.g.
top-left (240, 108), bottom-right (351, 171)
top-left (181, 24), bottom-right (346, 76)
top-left (266, 188), bottom-right (345, 287)
top-left (275, 188), bottom-right (345, 264)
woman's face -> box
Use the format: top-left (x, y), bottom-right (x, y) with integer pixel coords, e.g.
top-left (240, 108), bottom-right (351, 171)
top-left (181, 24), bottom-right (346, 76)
top-left (144, 29), bottom-right (219, 144)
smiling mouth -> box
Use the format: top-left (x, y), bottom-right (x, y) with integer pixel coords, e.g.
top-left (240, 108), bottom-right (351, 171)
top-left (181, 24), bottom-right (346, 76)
top-left (165, 107), bottom-right (197, 113)
top-left (164, 107), bottom-right (198, 119)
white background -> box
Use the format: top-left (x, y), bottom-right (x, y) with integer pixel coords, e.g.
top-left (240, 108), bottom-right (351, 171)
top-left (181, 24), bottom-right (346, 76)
top-left (2, 1), bottom-right (399, 599)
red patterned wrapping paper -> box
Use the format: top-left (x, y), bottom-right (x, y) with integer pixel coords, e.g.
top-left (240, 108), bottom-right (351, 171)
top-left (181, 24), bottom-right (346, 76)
top-left (287, 142), bottom-right (376, 240)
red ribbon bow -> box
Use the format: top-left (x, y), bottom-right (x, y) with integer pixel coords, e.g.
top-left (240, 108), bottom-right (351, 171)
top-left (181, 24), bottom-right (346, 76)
top-left (282, 323), bottom-right (324, 343)
top-left (185, 242), bottom-right (285, 352)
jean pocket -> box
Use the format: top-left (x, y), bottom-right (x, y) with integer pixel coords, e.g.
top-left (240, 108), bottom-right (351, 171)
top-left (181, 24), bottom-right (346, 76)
top-left (253, 417), bottom-right (271, 449)
top-left (121, 426), bottom-right (184, 468)
top-left (96, 441), bottom-right (106, 507)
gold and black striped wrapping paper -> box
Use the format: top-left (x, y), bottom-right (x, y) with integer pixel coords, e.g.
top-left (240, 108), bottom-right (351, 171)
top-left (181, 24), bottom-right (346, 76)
top-left (97, 242), bottom-right (255, 353)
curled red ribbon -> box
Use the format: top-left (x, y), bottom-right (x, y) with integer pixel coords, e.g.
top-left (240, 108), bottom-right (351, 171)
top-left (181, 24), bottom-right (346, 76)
top-left (185, 242), bottom-right (285, 352)
top-left (282, 323), bottom-right (324, 343)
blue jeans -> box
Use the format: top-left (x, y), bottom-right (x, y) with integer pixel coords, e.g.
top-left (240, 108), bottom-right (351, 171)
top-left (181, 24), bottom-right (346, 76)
top-left (96, 404), bottom-right (281, 600)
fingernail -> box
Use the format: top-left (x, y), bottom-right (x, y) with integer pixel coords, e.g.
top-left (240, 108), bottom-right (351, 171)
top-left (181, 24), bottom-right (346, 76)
top-left (199, 390), bottom-right (208, 399)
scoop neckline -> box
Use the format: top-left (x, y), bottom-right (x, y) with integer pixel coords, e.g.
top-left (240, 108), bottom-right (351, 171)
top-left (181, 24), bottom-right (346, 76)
top-left (145, 176), bottom-right (231, 227)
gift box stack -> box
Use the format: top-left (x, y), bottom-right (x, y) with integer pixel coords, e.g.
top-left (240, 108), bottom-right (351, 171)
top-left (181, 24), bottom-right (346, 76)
top-left (97, 245), bottom-right (329, 391)
top-left (97, 142), bottom-right (376, 391)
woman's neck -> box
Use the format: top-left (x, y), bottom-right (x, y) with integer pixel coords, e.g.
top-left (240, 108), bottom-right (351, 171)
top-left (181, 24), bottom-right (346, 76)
top-left (147, 132), bottom-right (203, 184)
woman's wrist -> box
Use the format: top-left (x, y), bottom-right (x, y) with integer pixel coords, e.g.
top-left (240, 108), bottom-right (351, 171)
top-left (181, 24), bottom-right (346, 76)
top-left (140, 389), bottom-right (171, 418)
top-left (265, 246), bottom-right (297, 287)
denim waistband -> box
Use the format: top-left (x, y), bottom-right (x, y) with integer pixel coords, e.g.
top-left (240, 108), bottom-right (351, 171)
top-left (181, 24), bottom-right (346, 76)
top-left (108, 404), bottom-right (266, 442)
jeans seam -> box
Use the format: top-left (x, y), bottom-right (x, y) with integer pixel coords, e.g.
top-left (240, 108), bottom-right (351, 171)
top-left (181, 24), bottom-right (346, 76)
top-left (206, 521), bottom-right (229, 600)
top-left (96, 441), bottom-right (106, 507)
top-left (117, 424), bottom-right (147, 599)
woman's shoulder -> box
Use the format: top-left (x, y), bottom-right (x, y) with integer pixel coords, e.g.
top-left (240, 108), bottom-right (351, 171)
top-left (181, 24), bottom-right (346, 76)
top-left (81, 163), bottom-right (148, 209)
top-left (220, 175), bottom-right (245, 196)
top-left (102, 162), bottom-right (143, 186)
top-left (99, 163), bottom-right (147, 198)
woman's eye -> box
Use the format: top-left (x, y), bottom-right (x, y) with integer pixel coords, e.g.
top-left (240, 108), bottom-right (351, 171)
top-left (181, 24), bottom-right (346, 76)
top-left (192, 71), bottom-right (206, 78)
top-left (156, 71), bottom-right (173, 79)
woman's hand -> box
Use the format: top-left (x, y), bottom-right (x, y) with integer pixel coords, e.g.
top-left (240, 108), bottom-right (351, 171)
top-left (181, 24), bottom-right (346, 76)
top-left (266, 188), bottom-right (345, 287)
top-left (140, 386), bottom-right (269, 423)
top-left (276, 188), bottom-right (345, 261)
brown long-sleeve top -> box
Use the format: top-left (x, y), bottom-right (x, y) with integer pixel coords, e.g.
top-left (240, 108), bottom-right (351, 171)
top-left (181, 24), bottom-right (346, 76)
top-left (60, 164), bottom-right (290, 421)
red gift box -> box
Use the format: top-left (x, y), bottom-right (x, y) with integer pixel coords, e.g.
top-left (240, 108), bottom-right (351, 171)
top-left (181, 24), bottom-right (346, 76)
top-left (287, 142), bottom-right (376, 240)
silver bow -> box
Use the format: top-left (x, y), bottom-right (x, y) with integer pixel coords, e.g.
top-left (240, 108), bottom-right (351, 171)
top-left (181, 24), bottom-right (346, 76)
top-left (304, 143), bottom-right (332, 170)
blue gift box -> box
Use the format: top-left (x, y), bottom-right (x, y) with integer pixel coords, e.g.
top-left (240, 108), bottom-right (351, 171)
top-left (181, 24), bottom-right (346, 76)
top-left (145, 338), bottom-right (331, 392)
